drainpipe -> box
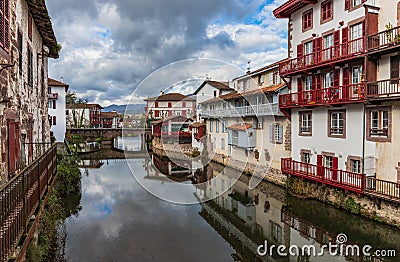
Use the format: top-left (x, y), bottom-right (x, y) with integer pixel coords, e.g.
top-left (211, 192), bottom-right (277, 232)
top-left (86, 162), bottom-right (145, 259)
top-left (362, 103), bottom-right (366, 189)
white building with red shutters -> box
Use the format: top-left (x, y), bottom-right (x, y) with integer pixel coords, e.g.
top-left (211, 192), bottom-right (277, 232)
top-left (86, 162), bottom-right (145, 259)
top-left (144, 93), bottom-right (196, 120)
top-left (274, 0), bottom-right (400, 195)
top-left (48, 78), bottom-right (69, 142)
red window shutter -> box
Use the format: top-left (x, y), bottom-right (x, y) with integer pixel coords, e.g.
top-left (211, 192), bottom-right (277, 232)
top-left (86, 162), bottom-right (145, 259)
top-left (168, 102), bottom-right (172, 108)
top-left (332, 157), bottom-right (338, 180)
top-left (297, 44), bottom-right (304, 67)
top-left (155, 102), bottom-right (158, 107)
top-left (390, 56), bottom-right (400, 80)
top-left (155, 110), bottom-right (159, 117)
top-left (345, 0), bottom-right (350, 10)
top-left (334, 70), bottom-right (340, 87)
top-left (53, 116), bottom-right (56, 125)
top-left (182, 102), bottom-right (186, 108)
top-left (168, 111), bottom-right (172, 116)
top-left (334, 30), bottom-right (340, 58)
top-left (298, 78), bottom-right (303, 103)
top-left (317, 155), bottom-right (323, 177)
top-left (182, 110), bottom-right (186, 116)
top-left (342, 27), bottom-right (349, 56)
top-left (343, 69), bottom-right (349, 99)
top-left (53, 100), bottom-right (56, 109)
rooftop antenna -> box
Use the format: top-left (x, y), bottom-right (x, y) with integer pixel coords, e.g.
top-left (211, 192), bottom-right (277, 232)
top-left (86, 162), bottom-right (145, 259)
top-left (247, 60), bottom-right (251, 74)
top-left (60, 76), bottom-right (64, 82)
top-left (206, 74), bottom-right (211, 81)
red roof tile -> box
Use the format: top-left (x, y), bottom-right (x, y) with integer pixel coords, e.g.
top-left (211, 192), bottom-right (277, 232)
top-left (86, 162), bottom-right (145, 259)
top-left (144, 93), bottom-right (195, 101)
top-left (227, 123), bottom-right (253, 131)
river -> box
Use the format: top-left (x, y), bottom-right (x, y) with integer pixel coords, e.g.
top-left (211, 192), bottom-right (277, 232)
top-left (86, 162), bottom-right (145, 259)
top-left (62, 137), bottom-right (400, 261)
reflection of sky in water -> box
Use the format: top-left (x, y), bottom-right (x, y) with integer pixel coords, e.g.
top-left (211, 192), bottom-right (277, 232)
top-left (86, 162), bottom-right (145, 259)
top-left (117, 136), bottom-right (141, 151)
top-left (64, 159), bottom-right (235, 262)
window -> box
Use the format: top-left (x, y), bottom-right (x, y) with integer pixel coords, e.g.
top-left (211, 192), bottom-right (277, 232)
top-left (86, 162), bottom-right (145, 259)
top-left (390, 56), bottom-right (399, 84)
top-left (0, 0), bottom-right (10, 51)
top-left (214, 90), bottom-right (217, 97)
top-left (273, 72), bottom-right (279, 85)
top-left (323, 34), bottom-right (334, 60)
top-left (350, 23), bottom-right (363, 53)
top-left (41, 68), bottom-right (45, 96)
top-left (182, 102), bottom-right (186, 107)
top-left (270, 124), bottom-right (283, 144)
top-left (352, 66), bottom-right (363, 84)
top-left (222, 121), bottom-right (227, 133)
top-left (221, 138), bottom-right (225, 150)
top-left (324, 72), bottom-right (334, 88)
top-left (301, 151), bottom-right (311, 163)
top-left (328, 110), bottom-right (346, 138)
top-left (52, 116), bottom-right (57, 126)
top-left (299, 111), bottom-right (312, 135)
top-left (244, 79), bottom-right (250, 91)
top-left (302, 9), bottom-right (313, 31)
top-left (216, 120), bottom-right (219, 133)
top-left (304, 41), bottom-right (313, 65)
top-left (28, 46), bottom-right (33, 86)
top-left (367, 107), bottom-right (390, 142)
top-left (324, 155), bottom-right (333, 168)
top-left (168, 102), bottom-right (172, 108)
top-left (321, 0), bottom-right (333, 23)
top-left (305, 76), bottom-right (312, 91)
top-left (209, 120), bottom-right (213, 132)
top-left (269, 73), bottom-right (274, 86)
top-left (353, 0), bottom-right (361, 7)
top-left (345, 0), bottom-right (365, 10)
top-left (350, 159), bottom-right (361, 173)
top-left (259, 74), bottom-right (265, 85)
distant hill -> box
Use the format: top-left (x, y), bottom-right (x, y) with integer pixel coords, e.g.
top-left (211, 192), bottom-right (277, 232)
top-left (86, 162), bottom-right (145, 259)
top-left (102, 104), bottom-right (145, 115)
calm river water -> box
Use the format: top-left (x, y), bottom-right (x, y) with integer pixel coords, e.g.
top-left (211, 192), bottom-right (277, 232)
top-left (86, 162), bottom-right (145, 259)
top-left (63, 138), bottom-right (400, 262)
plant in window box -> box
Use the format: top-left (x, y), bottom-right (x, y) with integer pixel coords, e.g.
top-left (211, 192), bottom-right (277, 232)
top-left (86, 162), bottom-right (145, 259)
top-left (394, 34), bottom-right (400, 45)
top-left (385, 23), bottom-right (394, 44)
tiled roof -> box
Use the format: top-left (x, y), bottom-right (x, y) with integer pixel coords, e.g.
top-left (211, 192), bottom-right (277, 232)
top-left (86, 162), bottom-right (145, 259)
top-left (190, 122), bottom-right (205, 128)
top-left (192, 80), bottom-right (233, 95)
top-left (26, 0), bottom-right (58, 58)
top-left (152, 115), bottom-right (193, 125)
top-left (66, 103), bottom-right (103, 109)
top-left (101, 111), bottom-right (118, 118)
top-left (48, 78), bottom-right (69, 87)
top-left (200, 83), bottom-right (285, 104)
top-left (144, 93), bottom-right (196, 101)
top-left (227, 123), bottom-right (253, 131)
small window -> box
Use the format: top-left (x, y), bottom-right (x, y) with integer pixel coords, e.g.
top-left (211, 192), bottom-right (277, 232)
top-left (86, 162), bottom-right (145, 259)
top-left (27, 46), bottom-right (33, 86)
top-left (270, 124), bottom-right (283, 144)
top-left (350, 159), bottom-right (361, 173)
top-left (17, 31), bottom-right (22, 73)
top-left (259, 74), bottom-right (265, 85)
top-left (328, 110), bottom-right (346, 138)
top-left (301, 151), bottom-right (311, 163)
top-left (324, 155), bottom-right (333, 168)
top-left (28, 12), bottom-right (32, 40)
top-left (367, 107), bottom-right (390, 142)
top-left (221, 138), bottom-right (225, 150)
top-left (302, 9), bottom-right (313, 31)
top-left (321, 0), bottom-right (333, 23)
top-left (209, 120), bottom-right (213, 132)
top-left (299, 111), bottom-right (312, 136)
top-left (216, 120), bottom-right (219, 133)
top-left (52, 116), bottom-right (57, 126)
top-left (214, 90), bottom-right (217, 97)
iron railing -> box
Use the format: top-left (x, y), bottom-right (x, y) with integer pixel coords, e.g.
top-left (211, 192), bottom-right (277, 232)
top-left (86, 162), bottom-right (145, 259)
top-left (0, 144), bottom-right (57, 262)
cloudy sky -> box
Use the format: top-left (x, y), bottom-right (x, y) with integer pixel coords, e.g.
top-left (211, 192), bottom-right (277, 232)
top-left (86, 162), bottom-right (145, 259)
top-left (47, 0), bottom-right (288, 106)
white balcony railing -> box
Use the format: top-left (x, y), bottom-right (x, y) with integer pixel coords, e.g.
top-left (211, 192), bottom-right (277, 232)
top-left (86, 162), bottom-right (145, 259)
top-left (201, 103), bottom-right (281, 118)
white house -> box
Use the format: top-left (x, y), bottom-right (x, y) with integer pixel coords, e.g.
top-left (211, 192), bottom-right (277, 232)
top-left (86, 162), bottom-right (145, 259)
top-left (144, 93), bottom-right (196, 120)
top-left (48, 78), bottom-right (69, 142)
top-left (66, 103), bottom-right (103, 128)
top-left (274, 0), bottom-right (400, 190)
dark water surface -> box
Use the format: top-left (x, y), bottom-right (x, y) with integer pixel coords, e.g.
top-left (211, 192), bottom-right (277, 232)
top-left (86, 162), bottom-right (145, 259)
top-left (64, 153), bottom-right (400, 262)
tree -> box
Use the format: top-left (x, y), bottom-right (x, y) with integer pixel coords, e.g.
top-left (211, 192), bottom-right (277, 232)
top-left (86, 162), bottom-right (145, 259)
top-left (66, 91), bottom-right (88, 128)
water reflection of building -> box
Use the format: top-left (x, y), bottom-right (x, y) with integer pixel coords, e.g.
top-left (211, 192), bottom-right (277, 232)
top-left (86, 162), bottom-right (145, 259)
top-left (79, 159), bottom-right (104, 169)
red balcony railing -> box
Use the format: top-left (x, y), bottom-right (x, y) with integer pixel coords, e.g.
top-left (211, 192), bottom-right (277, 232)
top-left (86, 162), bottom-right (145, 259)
top-left (281, 158), bottom-right (364, 193)
top-left (367, 78), bottom-right (400, 99)
top-left (280, 37), bottom-right (364, 76)
top-left (279, 83), bottom-right (365, 108)
top-left (367, 25), bottom-right (400, 52)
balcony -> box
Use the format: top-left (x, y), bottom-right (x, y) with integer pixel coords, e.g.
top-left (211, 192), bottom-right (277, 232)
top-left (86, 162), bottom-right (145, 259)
top-left (201, 103), bottom-right (281, 118)
top-left (48, 93), bottom-right (58, 99)
top-left (367, 78), bottom-right (400, 100)
top-left (281, 158), bottom-right (364, 193)
top-left (279, 83), bottom-right (365, 108)
top-left (279, 38), bottom-right (364, 76)
top-left (367, 25), bottom-right (400, 55)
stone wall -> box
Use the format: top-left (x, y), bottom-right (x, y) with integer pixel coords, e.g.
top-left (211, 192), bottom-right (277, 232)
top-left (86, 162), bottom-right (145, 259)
top-left (288, 177), bottom-right (400, 227)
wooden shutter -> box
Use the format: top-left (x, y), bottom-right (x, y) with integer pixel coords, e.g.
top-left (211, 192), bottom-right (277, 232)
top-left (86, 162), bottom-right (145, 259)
top-left (277, 125), bottom-right (283, 144)
top-left (333, 70), bottom-right (340, 100)
top-left (317, 155), bottom-right (323, 177)
top-left (297, 44), bottom-right (304, 67)
top-left (390, 56), bottom-right (400, 80)
top-left (168, 102), bottom-right (172, 108)
top-left (345, 0), bottom-right (350, 10)
top-left (155, 110), bottom-right (159, 117)
top-left (343, 69), bottom-right (349, 99)
top-left (334, 30), bottom-right (340, 59)
top-left (53, 100), bottom-right (57, 109)
top-left (298, 78), bottom-right (303, 103)
top-left (269, 124), bottom-right (274, 143)
top-left (168, 110), bottom-right (172, 116)
top-left (155, 102), bottom-right (158, 107)
top-left (53, 116), bottom-right (57, 125)
top-left (342, 27), bottom-right (349, 56)
top-left (332, 157), bottom-right (338, 180)
top-left (28, 12), bottom-right (32, 40)
top-left (7, 120), bottom-right (19, 175)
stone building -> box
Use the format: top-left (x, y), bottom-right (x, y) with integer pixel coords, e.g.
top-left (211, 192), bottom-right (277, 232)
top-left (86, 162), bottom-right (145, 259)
top-left (0, 0), bottom-right (59, 181)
